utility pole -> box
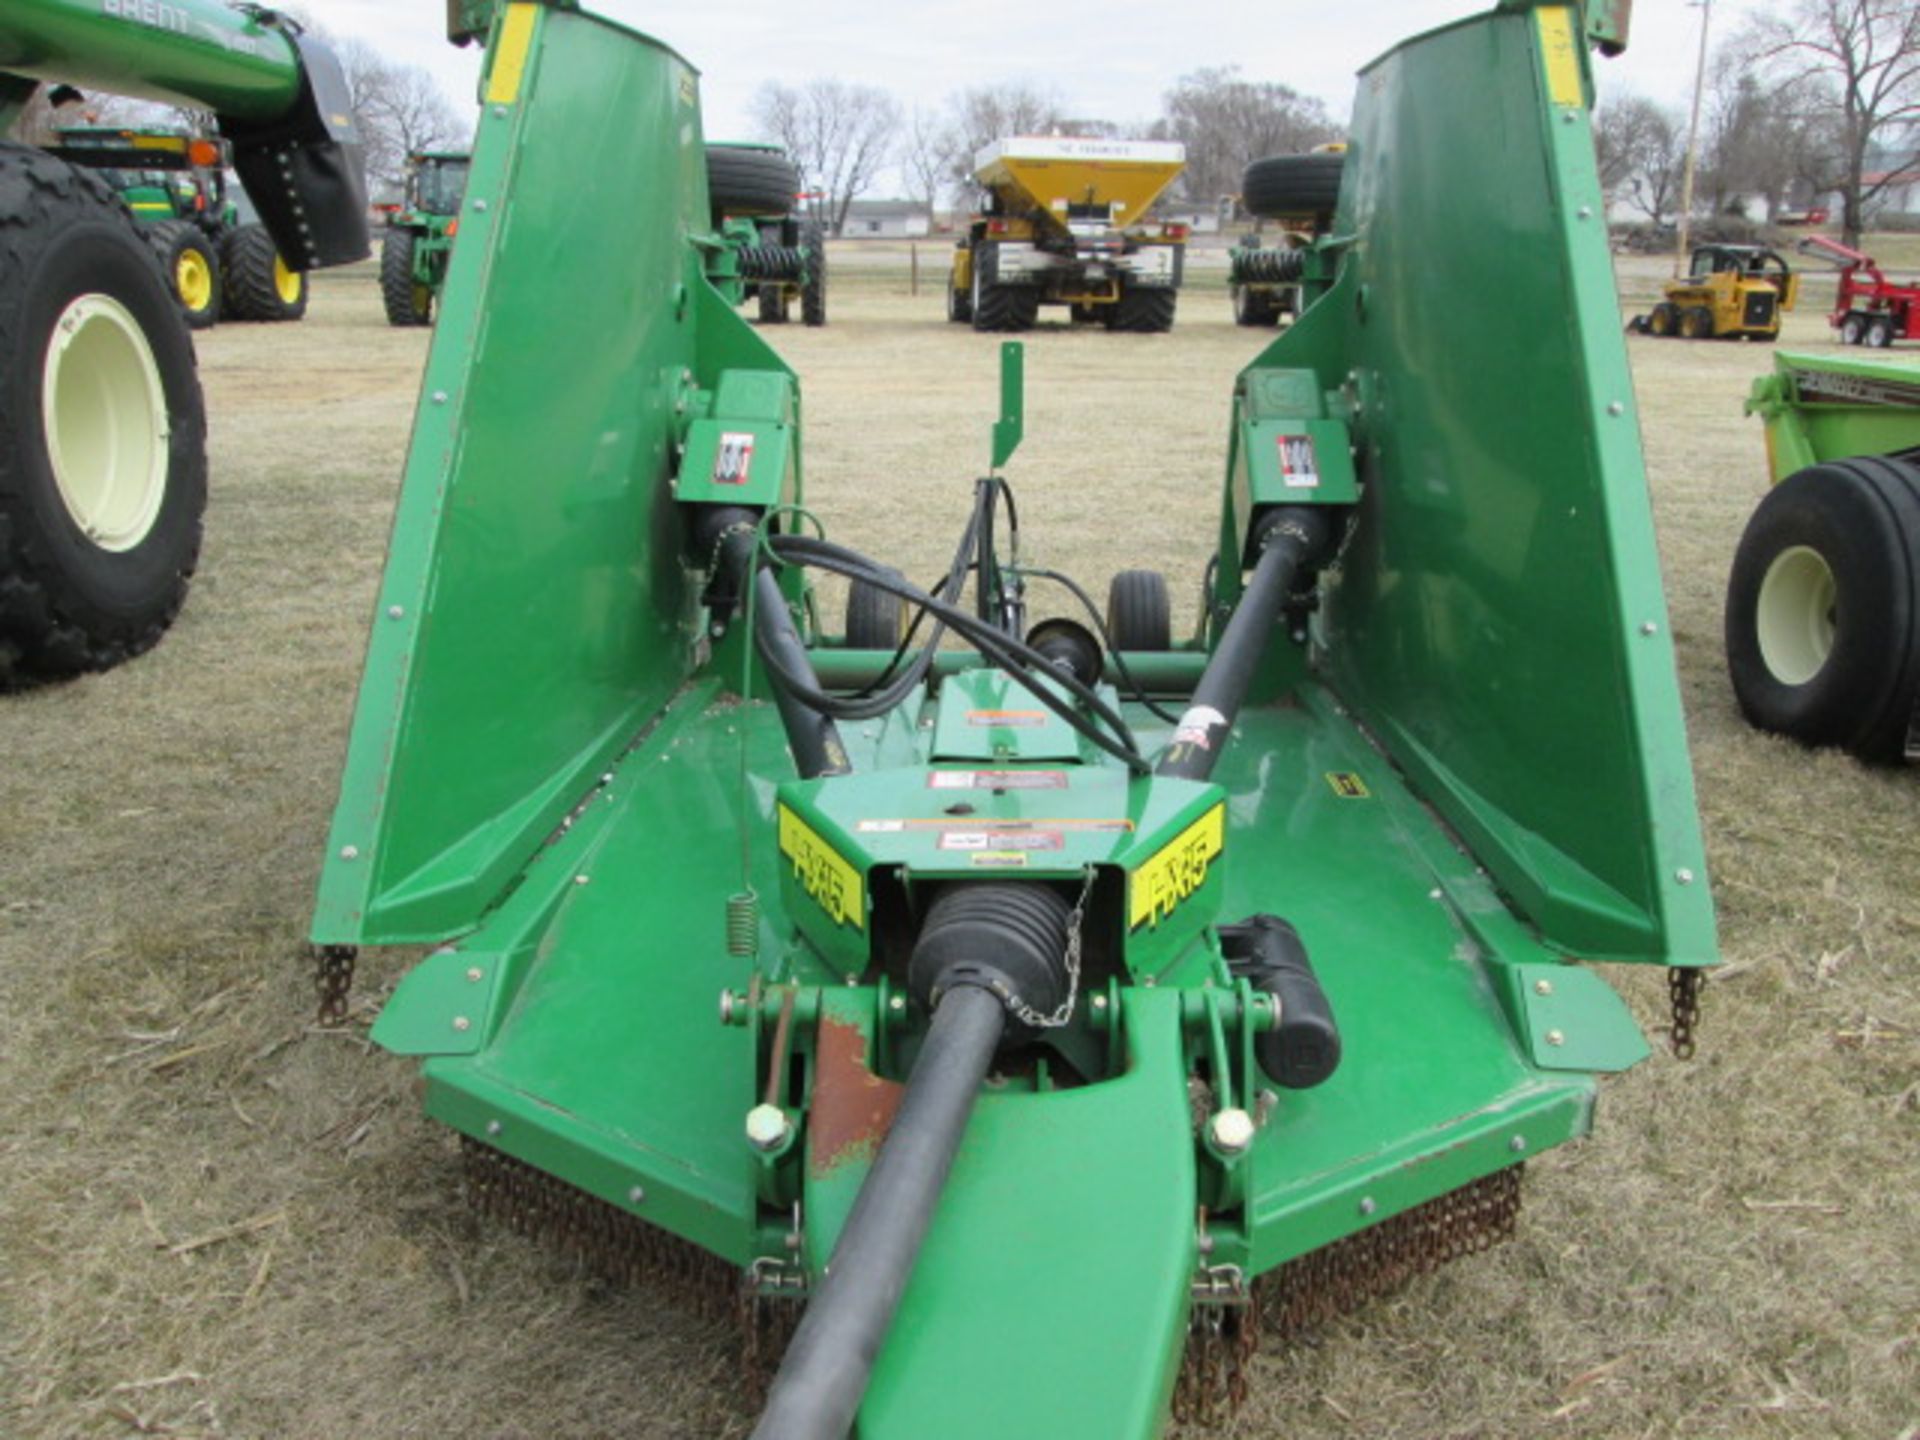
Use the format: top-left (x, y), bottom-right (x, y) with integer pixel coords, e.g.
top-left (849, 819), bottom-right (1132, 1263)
top-left (1674, 0), bottom-right (1713, 276)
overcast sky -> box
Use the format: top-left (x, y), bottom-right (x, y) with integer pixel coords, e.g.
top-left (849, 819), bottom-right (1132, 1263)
top-left (309, 0), bottom-right (1760, 188)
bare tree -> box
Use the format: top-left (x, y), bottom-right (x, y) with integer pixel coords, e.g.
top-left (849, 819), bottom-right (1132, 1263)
top-left (903, 106), bottom-right (947, 215)
top-left (752, 79), bottom-right (901, 236)
top-left (939, 82), bottom-right (1065, 194)
top-left (1742, 0), bottom-right (1920, 243)
top-left (306, 30), bottom-right (468, 190)
top-left (1595, 93), bottom-right (1686, 223)
top-left (1156, 68), bottom-right (1339, 214)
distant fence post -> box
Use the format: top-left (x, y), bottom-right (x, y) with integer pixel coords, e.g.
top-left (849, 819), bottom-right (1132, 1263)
top-left (910, 243), bottom-right (918, 296)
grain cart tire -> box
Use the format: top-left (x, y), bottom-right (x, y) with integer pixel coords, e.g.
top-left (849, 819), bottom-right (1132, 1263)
top-left (1242, 153), bottom-right (1344, 224)
top-left (757, 283), bottom-right (790, 324)
top-left (946, 272), bottom-right (973, 323)
top-left (1107, 570), bottom-right (1172, 651)
top-left (801, 223), bottom-right (827, 326)
top-left (1111, 287), bottom-right (1177, 333)
top-left (971, 269), bottom-right (1035, 332)
top-left (845, 571), bottom-right (905, 650)
top-left (380, 228), bottom-right (432, 327)
top-left (1647, 303), bottom-right (1677, 336)
top-left (1865, 315), bottom-right (1894, 348)
top-left (1725, 457), bottom-right (1920, 763)
top-left (1839, 312), bottom-right (1866, 345)
top-left (1679, 305), bottom-right (1713, 339)
top-left (222, 223), bottom-right (307, 322)
top-left (706, 145), bottom-right (798, 218)
top-left (149, 221), bottom-right (220, 330)
top-left (0, 146), bottom-right (207, 688)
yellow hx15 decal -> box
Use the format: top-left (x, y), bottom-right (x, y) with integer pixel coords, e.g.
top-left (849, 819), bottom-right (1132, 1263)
top-left (1535, 6), bottom-right (1584, 109)
top-left (778, 804), bottom-right (864, 929)
top-left (1129, 803), bottom-right (1225, 930)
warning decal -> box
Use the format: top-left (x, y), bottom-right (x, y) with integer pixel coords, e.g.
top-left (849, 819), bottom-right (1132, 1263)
top-left (1278, 433), bottom-right (1320, 489)
top-left (939, 830), bottom-right (1063, 852)
top-left (967, 709), bottom-right (1047, 727)
top-left (927, 770), bottom-right (1068, 790)
top-left (1325, 771), bottom-right (1371, 799)
top-left (1129, 803), bottom-right (1226, 930)
top-left (714, 431), bottom-right (755, 485)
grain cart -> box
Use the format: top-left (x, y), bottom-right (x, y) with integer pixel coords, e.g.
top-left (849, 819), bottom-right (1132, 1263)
top-left (705, 143), bottom-right (827, 327)
top-left (382, 151), bottom-right (471, 326)
top-left (1633, 243), bottom-right (1799, 340)
top-left (313, 1), bottom-right (1710, 1436)
top-left (948, 137), bottom-right (1188, 332)
top-left (47, 123), bottom-right (311, 326)
top-left (1799, 232), bottom-right (1920, 347)
top-left (1728, 349), bottom-right (1920, 762)
top-left (0, 0), bottom-right (368, 686)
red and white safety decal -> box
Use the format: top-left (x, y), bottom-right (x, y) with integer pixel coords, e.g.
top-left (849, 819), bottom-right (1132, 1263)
top-left (966, 709), bottom-right (1047, 727)
top-left (1278, 433), bottom-right (1320, 489)
top-left (926, 770), bottom-right (1068, 790)
top-left (714, 431), bottom-right (755, 485)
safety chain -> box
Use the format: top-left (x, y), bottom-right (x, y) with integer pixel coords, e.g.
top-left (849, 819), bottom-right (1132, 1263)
top-left (737, 1254), bottom-right (808, 1397)
top-left (1668, 966), bottom-right (1704, 1060)
top-left (1007, 867), bottom-right (1095, 1031)
top-left (1173, 1264), bottom-right (1258, 1427)
top-left (313, 944), bottom-right (358, 1026)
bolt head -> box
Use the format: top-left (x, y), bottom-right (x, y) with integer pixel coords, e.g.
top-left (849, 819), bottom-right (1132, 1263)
top-left (718, 990), bottom-right (734, 1024)
top-left (486, 1119), bottom-right (502, 1137)
top-left (889, 994), bottom-right (905, 1012)
top-left (1534, 979), bottom-right (1554, 996)
top-left (466, 967), bottom-right (483, 983)
top-left (574, 874), bottom-right (590, 886)
top-left (338, 845), bottom-right (359, 861)
top-left (452, 1015), bottom-right (471, 1032)
top-left (746, 1103), bottom-right (790, 1151)
top-left (1607, 400), bottom-right (1626, 417)
top-left (387, 605), bottom-right (405, 620)
top-left (473, 198), bottom-right (488, 211)
top-left (431, 391), bottom-right (449, 405)
top-left (1675, 868), bottom-right (1695, 885)
top-left (1640, 621), bottom-right (1658, 636)
top-left (627, 1185), bottom-right (646, 1205)
top-left (1209, 1107), bottom-right (1255, 1155)
top-left (1510, 1135), bottom-right (1527, 1153)
top-left (1546, 1028), bottom-right (1565, 1046)
top-left (1359, 1196), bottom-right (1377, 1216)
top-left (1091, 994), bottom-right (1108, 1011)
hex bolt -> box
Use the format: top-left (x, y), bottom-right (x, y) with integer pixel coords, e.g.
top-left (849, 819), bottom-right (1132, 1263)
top-left (574, 874), bottom-right (590, 886)
top-left (889, 994), bottom-right (905, 1013)
top-left (387, 605), bottom-right (405, 620)
top-left (1607, 401), bottom-right (1626, 417)
top-left (493, 105), bottom-right (508, 118)
top-left (1510, 1134), bottom-right (1527, 1153)
top-left (628, 1185), bottom-right (646, 1205)
top-left (1641, 621), bottom-right (1659, 636)
top-left (1576, 205), bottom-right (1593, 220)
top-left (1358, 1196), bottom-right (1377, 1216)
top-left (431, 391), bottom-right (448, 405)
top-left (1534, 979), bottom-right (1554, 996)
top-left (1546, 1028), bottom-right (1565, 1046)
top-left (1091, 994), bottom-right (1108, 1011)
top-left (452, 1015), bottom-right (471, 1032)
top-left (473, 198), bottom-right (488, 212)
top-left (466, 967), bottom-right (483, 983)
top-left (718, 990), bottom-right (734, 1024)
top-left (486, 1119), bottom-right (502, 1137)
top-left (339, 845), bottom-right (359, 861)
top-left (746, 1103), bottom-right (790, 1152)
top-left (1209, 1107), bottom-right (1255, 1156)
top-left (1675, 868), bottom-right (1696, 885)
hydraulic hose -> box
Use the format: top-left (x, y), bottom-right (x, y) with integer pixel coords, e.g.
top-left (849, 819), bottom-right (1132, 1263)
top-left (750, 984), bottom-right (1005, 1440)
top-left (754, 567), bottom-right (852, 778)
top-left (1157, 507), bottom-right (1335, 782)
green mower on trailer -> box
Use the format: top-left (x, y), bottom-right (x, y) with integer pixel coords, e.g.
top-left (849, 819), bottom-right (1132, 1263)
top-left (382, 151), bottom-right (470, 327)
top-left (0, 0), bottom-right (368, 687)
top-left (1728, 350), bottom-right (1920, 763)
top-left (314, 1), bottom-right (1706, 1436)
top-left (706, 143), bottom-right (827, 327)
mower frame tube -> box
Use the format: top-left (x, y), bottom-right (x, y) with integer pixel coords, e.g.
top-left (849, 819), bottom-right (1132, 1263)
top-left (1159, 507), bottom-right (1336, 781)
top-left (754, 566), bottom-right (852, 779)
top-left (752, 983), bottom-right (1006, 1440)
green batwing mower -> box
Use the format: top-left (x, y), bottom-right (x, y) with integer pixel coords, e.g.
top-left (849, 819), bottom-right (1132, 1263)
top-left (0, 0), bottom-right (368, 685)
top-left (703, 142), bottom-right (827, 328)
top-left (314, 2), bottom-right (1709, 1435)
top-left (382, 150), bottom-right (471, 327)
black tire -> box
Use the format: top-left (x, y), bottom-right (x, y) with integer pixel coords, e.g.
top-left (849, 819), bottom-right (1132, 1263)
top-left (1865, 315), bottom-right (1894, 348)
top-left (0, 145), bottom-right (207, 688)
top-left (971, 269), bottom-right (1036, 332)
top-left (381, 227), bottom-right (431, 327)
top-left (1110, 286), bottom-right (1177, 333)
top-left (1242, 153), bottom-right (1344, 223)
top-left (1647, 303), bottom-right (1678, 337)
top-left (1107, 570), bottom-right (1172, 651)
top-left (757, 282), bottom-right (789, 324)
top-left (221, 223), bottom-right (307, 322)
top-left (1679, 304), bottom-right (1714, 339)
top-left (1724, 456), bottom-right (1920, 763)
top-left (800, 223), bottom-right (827, 326)
top-left (845, 571), bottom-right (904, 649)
top-left (947, 268), bottom-right (973, 323)
top-left (1231, 284), bottom-right (1278, 327)
top-left (707, 145), bottom-right (798, 219)
top-left (149, 220), bottom-right (220, 330)
top-left (1838, 311), bottom-right (1866, 345)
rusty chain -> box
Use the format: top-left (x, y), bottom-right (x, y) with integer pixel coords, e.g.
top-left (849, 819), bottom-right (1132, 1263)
top-left (1668, 965), bottom-right (1704, 1060)
top-left (314, 944), bottom-right (357, 1026)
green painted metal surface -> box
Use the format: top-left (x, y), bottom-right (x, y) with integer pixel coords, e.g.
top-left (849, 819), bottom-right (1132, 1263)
top-left (991, 340), bottom-right (1024, 470)
top-left (1747, 349), bottom-right (1920, 484)
top-left (0, 0), bottom-right (302, 121)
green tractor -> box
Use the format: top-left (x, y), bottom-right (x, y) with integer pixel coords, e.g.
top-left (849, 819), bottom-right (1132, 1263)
top-left (313, 2), bottom-right (1709, 1436)
top-left (706, 142), bottom-right (827, 326)
top-left (48, 123), bottom-right (313, 327)
top-left (381, 150), bottom-right (471, 327)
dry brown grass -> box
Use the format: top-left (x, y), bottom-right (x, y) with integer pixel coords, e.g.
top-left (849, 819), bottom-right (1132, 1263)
top-left (1, 253), bottom-right (1915, 1440)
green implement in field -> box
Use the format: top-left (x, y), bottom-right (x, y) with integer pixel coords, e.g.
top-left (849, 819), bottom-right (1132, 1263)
top-left (381, 151), bottom-right (470, 326)
top-left (313, 2), bottom-right (1714, 1435)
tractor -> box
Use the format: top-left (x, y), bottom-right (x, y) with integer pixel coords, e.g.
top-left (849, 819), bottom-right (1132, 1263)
top-left (949, 137), bottom-right (1188, 332)
top-left (311, 1), bottom-right (1713, 1436)
top-left (0, 0), bottom-right (368, 687)
top-left (705, 143), bottom-right (827, 327)
top-left (1634, 243), bottom-right (1799, 340)
top-left (381, 150), bottom-right (471, 327)
top-left (46, 123), bottom-right (312, 327)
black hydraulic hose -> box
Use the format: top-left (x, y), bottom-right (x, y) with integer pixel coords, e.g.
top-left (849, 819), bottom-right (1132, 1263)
top-left (1021, 566), bottom-right (1184, 724)
top-left (754, 567), bottom-right (852, 778)
top-left (750, 984), bottom-right (1006, 1440)
top-left (1157, 508), bottom-right (1334, 782)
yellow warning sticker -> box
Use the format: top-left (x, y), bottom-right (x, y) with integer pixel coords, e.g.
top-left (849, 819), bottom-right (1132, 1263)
top-left (1129, 803), bottom-right (1225, 930)
top-left (778, 804), bottom-right (864, 929)
top-left (1536, 6), bottom-right (1584, 110)
top-left (1326, 771), bottom-right (1371, 799)
top-left (485, 3), bottom-right (538, 105)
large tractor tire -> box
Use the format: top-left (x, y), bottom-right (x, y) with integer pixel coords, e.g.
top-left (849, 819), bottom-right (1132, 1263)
top-left (707, 145), bottom-right (799, 219)
top-left (222, 223), bottom-right (307, 322)
top-left (381, 227), bottom-right (432, 327)
top-left (1724, 456), bottom-right (1920, 763)
top-left (946, 268), bottom-right (973, 323)
top-left (1107, 570), bottom-right (1172, 651)
top-left (971, 269), bottom-right (1037, 332)
top-left (1243, 153), bottom-right (1344, 225)
top-left (148, 220), bottom-right (220, 330)
top-left (0, 145), bottom-right (208, 688)
top-left (800, 222), bottom-right (827, 327)
top-left (1109, 285), bottom-right (1177, 333)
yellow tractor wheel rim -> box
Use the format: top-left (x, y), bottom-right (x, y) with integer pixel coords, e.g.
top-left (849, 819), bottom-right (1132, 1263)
top-left (274, 254), bottom-right (305, 306)
top-left (175, 248), bottom-right (214, 314)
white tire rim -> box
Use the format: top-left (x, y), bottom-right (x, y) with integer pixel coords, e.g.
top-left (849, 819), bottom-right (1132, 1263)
top-left (42, 294), bottom-right (170, 552)
top-left (1756, 544), bottom-right (1837, 686)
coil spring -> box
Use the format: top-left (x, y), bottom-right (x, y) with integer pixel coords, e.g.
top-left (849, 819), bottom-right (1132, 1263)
top-left (1231, 248), bottom-right (1306, 285)
top-left (738, 245), bottom-right (806, 281)
top-left (726, 889), bottom-right (760, 958)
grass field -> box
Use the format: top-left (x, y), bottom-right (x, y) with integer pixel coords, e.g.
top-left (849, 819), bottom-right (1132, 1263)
top-left (1, 249), bottom-right (1915, 1440)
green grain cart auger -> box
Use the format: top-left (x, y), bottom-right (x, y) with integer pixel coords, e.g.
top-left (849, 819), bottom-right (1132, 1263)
top-left (314, 1), bottom-right (1711, 1435)
top-left (382, 151), bottom-right (470, 327)
top-left (0, 0), bottom-right (368, 686)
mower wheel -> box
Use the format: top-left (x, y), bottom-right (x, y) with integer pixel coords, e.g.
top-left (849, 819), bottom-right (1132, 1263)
top-left (221, 224), bottom-right (307, 322)
top-left (1866, 315), bottom-right (1895, 348)
top-left (845, 571), bottom-right (905, 650)
top-left (1679, 305), bottom-right (1714, 340)
top-left (149, 221), bottom-right (220, 330)
top-left (380, 228), bottom-right (432, 327)
top-left (1110, 286), bottom-right (1177, 333)
top-left (1725, 456), bottom-right (1920, 763)
top-left (946, 274), bottom-right (972, 323)
top-left (0, 144), bottom-right (207, 688)
top-left (801, 222), bottom-right (827, 326)
top-left (1107, 570), bottom-right (1172, 651)
top-left (707, 145), bottom-right (798, 219)
top-left (1242, 153), bottom-right (1343, 226)
top-left (757, 283), bottom-right (789, 323)
top-left (1838, 311), bottom-right (1866, 345)
top-left (1231, 285), bottom-right (1278, 327)
top-left (1647, 303), bottom-right (1677, 337)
